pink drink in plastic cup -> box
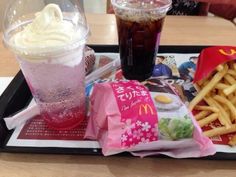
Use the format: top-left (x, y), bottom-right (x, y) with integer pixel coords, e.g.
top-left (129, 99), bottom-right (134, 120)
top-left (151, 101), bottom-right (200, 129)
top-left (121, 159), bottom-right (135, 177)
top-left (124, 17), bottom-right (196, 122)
top-left (3, 1), bottom-right (89, 130)
top-left (18, 48), bottom-right (86, 130)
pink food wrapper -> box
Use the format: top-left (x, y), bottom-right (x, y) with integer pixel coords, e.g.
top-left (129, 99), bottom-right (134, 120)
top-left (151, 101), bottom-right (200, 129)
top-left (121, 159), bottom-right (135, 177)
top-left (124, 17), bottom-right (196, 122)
top-left (85, 80), bottom-right (216, 158)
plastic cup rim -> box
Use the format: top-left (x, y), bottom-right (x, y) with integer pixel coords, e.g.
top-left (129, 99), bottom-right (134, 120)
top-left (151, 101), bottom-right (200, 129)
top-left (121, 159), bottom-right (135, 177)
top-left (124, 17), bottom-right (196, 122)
top-left (111, 0), bottom-right (172, 12)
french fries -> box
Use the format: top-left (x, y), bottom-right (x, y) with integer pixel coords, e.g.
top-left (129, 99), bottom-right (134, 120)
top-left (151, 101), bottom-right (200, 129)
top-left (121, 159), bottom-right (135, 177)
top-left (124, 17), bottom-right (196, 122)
top-left (227, 69), bottom-right (236, 77)
top-left (205, 96), bottom-right (231, 127)
top-left (203, 124), bottom-right (236, 137)
top-left (189, 64), bottom-right (228, 111)
top-left (194, 105), bottom-right (219, 113)
top-left (223, 83), bottom-right (236, 95)
top-left (190, 62), bottom-right (236, 142)
top-left (228, 135), bottom-right (236, 146)
top-left (215, 83), bottom-right (230, 90)
top-left (194, 110), bottom-right (211, 121)
top-left (213, 95), bottom-right (236, 119)
top-left (198, 113), bottom-right (218, 127)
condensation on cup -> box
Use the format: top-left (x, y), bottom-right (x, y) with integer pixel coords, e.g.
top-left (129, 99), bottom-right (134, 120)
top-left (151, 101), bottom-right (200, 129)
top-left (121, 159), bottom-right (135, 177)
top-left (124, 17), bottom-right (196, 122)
top-left (3, 0), bottom-right (89, 130)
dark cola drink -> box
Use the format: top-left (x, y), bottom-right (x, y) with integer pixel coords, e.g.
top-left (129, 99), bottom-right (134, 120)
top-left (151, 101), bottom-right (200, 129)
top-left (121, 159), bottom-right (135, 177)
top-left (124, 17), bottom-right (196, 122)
top-left (111, 0), bottom-right (171, 81)
top-left (116, 15), bottom-right (165, 81)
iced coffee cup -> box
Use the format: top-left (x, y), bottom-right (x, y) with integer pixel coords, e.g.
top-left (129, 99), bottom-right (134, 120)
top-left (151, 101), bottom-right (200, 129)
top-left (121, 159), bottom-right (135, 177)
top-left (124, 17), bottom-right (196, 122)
top-left (111, 0), bottom-right (172, 81)
top-left (3, 0), bottom-right (89, 130)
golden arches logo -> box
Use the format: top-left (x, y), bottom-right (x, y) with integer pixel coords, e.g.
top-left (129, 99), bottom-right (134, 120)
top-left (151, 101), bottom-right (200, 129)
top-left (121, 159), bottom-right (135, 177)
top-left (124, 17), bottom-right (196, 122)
top-left (219, 49), bottom-right (236, 56)
top-left (139, 104), bottom-right (154, 115)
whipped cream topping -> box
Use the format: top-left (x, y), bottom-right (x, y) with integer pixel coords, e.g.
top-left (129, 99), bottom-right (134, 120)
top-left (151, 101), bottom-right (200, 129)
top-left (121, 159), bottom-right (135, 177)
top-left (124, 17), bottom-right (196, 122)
top-left (9, 4), bottom-right (86, 58)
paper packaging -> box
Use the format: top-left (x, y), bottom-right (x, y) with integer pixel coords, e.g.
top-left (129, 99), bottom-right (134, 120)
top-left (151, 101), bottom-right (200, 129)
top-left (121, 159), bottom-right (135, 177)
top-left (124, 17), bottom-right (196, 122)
top-left (194, 46), bottom-right (236, 83)
top-left (193, 46), bottom-right (236, 146)
top-left (85, 80), bottom-right (215, 158)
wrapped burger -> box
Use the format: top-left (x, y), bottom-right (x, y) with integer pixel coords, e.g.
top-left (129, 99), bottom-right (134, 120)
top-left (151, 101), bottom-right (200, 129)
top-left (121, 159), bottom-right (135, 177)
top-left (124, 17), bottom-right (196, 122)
top-left (85, 79), bottom-right (215, 158)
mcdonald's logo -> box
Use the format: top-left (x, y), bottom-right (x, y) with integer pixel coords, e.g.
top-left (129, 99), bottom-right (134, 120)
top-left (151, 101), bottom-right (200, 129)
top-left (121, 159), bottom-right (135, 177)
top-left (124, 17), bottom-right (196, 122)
top-left (219, 49), bottom-right (236, 56)
top-left (139, 104), bottom-right (154, 115)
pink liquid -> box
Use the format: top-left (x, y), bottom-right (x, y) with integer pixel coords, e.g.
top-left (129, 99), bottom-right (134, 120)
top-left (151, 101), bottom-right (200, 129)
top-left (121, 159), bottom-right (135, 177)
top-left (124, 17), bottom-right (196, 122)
top-left (17, 48), bottom-right (86, 130)
top-left (41, 105), bottom-right (85, 130)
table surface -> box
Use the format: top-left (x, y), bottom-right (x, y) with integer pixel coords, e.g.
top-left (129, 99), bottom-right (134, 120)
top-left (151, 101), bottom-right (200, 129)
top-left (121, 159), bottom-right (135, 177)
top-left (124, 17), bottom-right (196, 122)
top-left (1, 14), bottom-right (236, 177)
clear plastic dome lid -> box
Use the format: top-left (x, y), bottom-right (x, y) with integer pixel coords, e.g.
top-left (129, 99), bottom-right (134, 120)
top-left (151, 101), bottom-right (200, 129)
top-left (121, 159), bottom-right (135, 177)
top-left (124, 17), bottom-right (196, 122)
top-left (3, 0), bottom-right (89, 57)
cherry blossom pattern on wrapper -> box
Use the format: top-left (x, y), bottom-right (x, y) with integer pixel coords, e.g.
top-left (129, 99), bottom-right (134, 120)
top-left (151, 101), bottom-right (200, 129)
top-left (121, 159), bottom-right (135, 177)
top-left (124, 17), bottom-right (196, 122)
top-left (121, 120), bottom-right (158, 148)
top-left (111, 81), bottom-right (158, 149)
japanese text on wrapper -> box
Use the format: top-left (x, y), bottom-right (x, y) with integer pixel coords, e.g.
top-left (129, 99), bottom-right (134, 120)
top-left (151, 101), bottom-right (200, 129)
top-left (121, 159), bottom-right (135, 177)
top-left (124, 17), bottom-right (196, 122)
top-left (113, 83), bottom-right (149, 102)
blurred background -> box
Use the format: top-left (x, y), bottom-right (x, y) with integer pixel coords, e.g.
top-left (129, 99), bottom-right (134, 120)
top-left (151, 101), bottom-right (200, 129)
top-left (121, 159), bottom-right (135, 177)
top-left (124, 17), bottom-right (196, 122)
top-left (0, 0), bottom-right (107, 30)
top-left (0, 0), bottom-right (235, 31)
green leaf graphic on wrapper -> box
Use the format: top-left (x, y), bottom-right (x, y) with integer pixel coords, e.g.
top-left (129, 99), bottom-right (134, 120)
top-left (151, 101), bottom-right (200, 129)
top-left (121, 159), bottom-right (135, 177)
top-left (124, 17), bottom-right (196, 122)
top-left (159, 115), bottom-right (194, 140)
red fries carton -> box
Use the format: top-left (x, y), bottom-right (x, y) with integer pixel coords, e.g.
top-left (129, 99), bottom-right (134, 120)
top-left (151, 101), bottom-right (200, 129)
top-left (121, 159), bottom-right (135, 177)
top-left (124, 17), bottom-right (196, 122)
top-left (194, 46), bottom-right (236, 83)
top-left (193, 46), bottom-right (236, 146)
